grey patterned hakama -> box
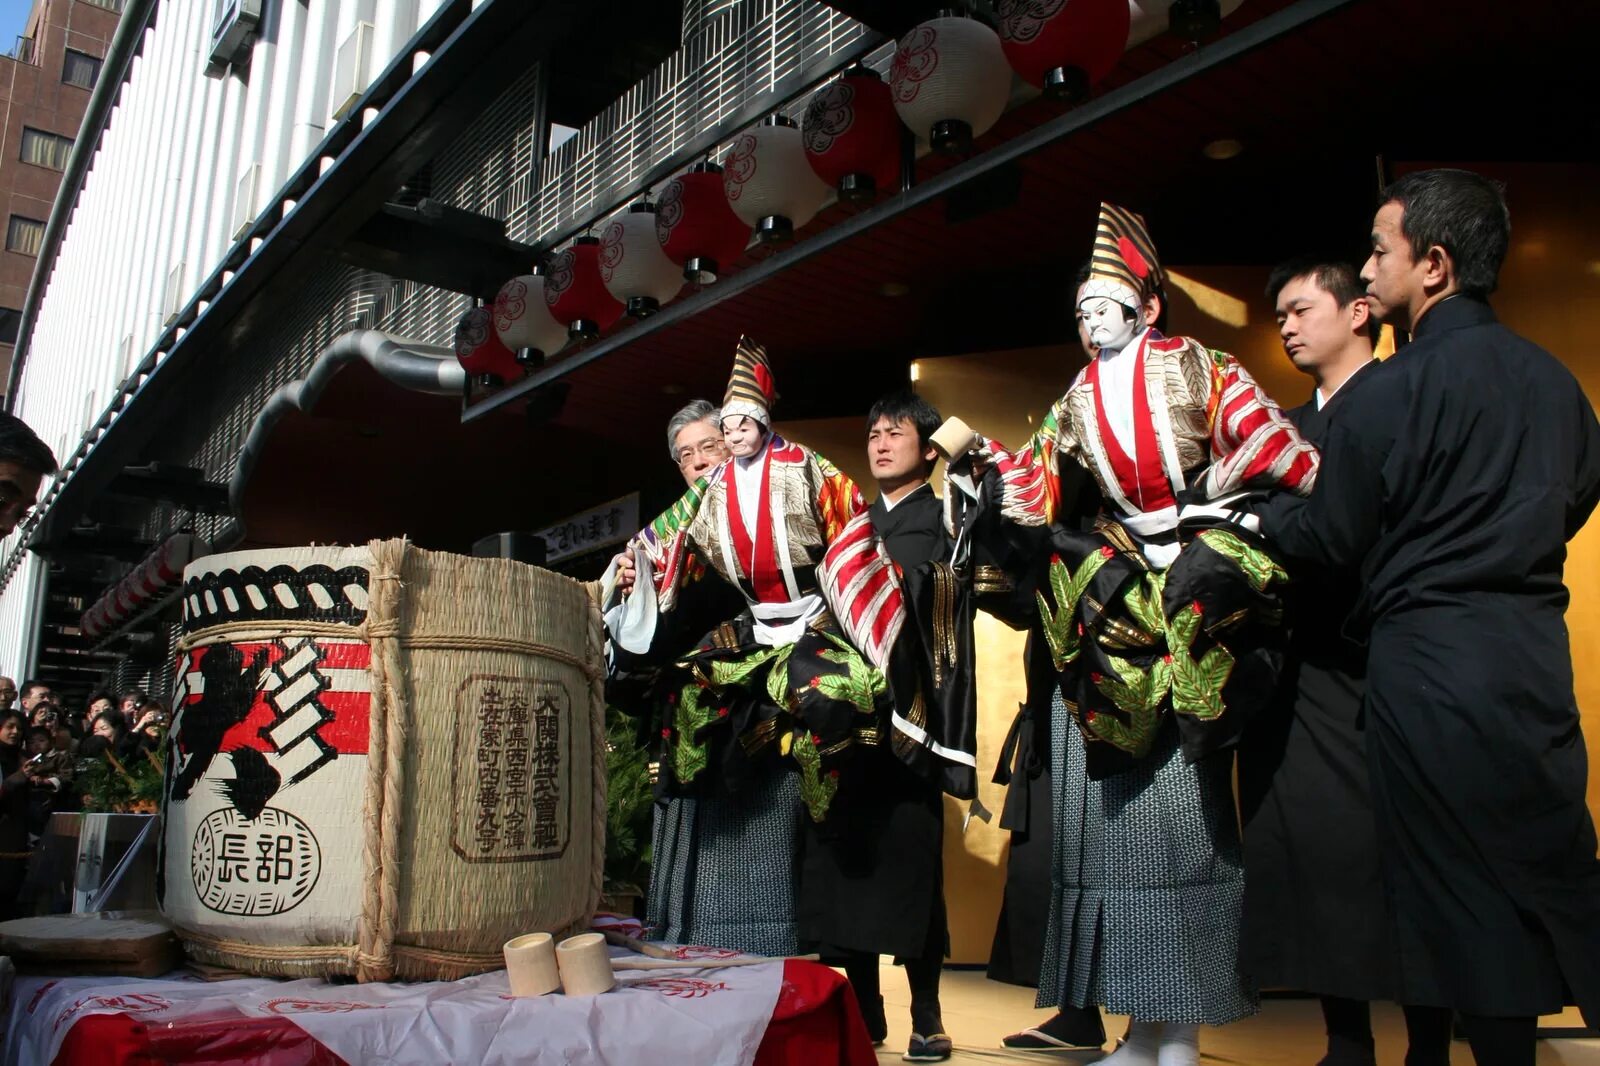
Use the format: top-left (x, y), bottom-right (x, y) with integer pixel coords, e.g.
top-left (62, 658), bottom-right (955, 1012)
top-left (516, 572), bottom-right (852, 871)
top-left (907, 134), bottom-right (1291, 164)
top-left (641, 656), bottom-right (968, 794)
top-left (645, 771), bottom-right (803, 957)
top-left (1037, 692), bottom-right (1258, 1025)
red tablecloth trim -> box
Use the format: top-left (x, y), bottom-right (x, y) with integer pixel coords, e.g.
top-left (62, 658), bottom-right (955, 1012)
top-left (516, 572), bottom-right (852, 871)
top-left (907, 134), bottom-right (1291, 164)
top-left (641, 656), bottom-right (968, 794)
top-left (50, 960), bottom-right (876, 1066)
top-left (57, 1011), bottom-right (341, 1065)
top-left (756, 959), bottom-right (878, 1066)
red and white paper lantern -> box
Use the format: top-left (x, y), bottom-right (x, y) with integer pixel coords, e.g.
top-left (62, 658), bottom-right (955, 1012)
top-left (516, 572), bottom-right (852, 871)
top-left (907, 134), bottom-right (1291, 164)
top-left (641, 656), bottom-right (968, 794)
top-left (492, 272), bottom-right (568, 362)
top-left (544, 236), bottom-right (625, 340)
top-left (890, 13), bottom-right (1013, 153)
top-left (599, 202), bottom-right (684, 317)
top-left (656, 161), bottom-right (748, 281)
top-left (802, 63), bottom-right (902, 202)
top-left (454, 305), bottom-right (523, 385)
top-left (80, 533), bottom-right (201, 639)
top-left (722, 115), bottom-right (830, 243)
top-left (997, 0), bottom-right (1130, 102)
top-left (656, 163), bottom-right (752, 285)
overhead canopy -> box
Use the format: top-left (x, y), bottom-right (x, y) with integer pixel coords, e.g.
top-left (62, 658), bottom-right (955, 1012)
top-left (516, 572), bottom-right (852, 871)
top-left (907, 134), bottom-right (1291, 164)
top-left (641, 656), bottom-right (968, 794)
top-left (465, 0), bottom-right (1600, 457)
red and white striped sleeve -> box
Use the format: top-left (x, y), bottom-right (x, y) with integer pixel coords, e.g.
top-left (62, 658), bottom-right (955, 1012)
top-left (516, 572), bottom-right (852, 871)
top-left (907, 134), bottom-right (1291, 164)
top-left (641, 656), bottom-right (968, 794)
top-left (1199, 350), bottom-right (1319, 498)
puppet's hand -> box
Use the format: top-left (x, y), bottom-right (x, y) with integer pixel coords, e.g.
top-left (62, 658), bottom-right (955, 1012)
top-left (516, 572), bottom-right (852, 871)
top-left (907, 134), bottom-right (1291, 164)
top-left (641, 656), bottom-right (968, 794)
top-left (613, 548), bottom-right (637, 593)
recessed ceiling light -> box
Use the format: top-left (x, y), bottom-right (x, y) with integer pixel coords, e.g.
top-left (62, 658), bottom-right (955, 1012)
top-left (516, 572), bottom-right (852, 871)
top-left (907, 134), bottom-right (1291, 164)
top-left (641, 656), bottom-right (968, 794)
top-left (661, 383), bottom-right (686, 396)
top-left (1203, 138), bottom-right (1243, 161)
top-left (879, 281), bottom-right (912, 298)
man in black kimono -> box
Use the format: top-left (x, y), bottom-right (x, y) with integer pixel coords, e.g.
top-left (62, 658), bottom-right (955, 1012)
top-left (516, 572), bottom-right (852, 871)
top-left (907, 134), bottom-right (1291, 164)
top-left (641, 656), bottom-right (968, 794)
top-left (1239, 257), bottom-right (1450, 1066)
top-left (799, 388), bottom-right (951, 1063)
top-left (1254, 169), bottom-right (1600, 1066)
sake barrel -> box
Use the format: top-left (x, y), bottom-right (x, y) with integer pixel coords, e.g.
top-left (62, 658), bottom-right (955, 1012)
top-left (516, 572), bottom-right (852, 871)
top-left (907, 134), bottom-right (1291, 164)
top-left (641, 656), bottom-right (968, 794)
top-left (159, 540), bottom-right (605, 982)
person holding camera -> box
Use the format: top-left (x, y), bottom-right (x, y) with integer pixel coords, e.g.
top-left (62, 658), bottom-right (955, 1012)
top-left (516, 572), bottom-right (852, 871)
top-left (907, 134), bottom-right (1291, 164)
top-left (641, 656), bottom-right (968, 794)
top-left (0, 710), bottom-right (37, 917)
top-left (132, 700), bottom-right (169, 754)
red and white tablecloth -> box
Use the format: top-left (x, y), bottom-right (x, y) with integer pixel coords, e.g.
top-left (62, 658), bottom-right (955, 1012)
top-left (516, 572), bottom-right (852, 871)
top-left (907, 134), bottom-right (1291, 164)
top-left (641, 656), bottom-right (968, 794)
top-left (3, 946), bottom-right (876, 1065)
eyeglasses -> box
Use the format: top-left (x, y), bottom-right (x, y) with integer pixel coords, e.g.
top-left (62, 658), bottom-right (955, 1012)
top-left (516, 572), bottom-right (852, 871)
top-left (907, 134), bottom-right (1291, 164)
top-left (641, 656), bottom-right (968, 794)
top-left (676, 438), bottom-right (730, 467)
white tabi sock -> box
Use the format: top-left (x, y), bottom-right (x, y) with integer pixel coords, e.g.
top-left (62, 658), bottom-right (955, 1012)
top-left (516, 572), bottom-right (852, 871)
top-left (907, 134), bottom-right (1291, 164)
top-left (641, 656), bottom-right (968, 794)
top-left (1156, 1022), bottom-right (1200, 1066)
top-left (1096, 1019), bottom-right (1161, 1066)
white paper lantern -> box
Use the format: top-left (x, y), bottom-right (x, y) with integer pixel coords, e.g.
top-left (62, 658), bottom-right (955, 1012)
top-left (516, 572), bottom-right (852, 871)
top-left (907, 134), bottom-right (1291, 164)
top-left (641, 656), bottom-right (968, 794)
top-left (598, 203), bottom-right (684, 317)
top-left (492, 273), bottom-right (569, 361)
top-left (721, 115), bottom-right (831, 243)
top-left (889, 14), bottom-right (1013, 154)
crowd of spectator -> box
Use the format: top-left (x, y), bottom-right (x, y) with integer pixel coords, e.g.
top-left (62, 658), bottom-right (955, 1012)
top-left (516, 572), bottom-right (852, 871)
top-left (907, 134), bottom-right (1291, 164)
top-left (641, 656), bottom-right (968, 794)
top-left (0, 675), bottom-right (168, 918)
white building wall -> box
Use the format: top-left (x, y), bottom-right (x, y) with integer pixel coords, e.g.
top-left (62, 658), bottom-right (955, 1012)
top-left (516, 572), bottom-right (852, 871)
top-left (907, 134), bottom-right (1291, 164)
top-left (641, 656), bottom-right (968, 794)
top-left (0, 0), bottom-right (445, 677)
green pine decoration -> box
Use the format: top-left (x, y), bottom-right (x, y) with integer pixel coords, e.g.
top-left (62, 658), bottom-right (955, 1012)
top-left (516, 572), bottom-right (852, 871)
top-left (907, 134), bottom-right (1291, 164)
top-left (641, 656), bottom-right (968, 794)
top-left (790, 729), bottom-right (838, 822)
top-left (603, 706), bottom-right (654, 894)
top-left (1123, 570), bottom-right (1166, 638)
top-left (78, 742), bottom-right (165, 814)
top-left (764, 642), bottom-right (796, 709)
top-left (1037, 549), bottom-right (1113, 669)
top-left (671, 681), bottom-right (717, 784)
top-left (815, 631), bottom-right (887, 715)
top-left (1166, 600), bottom-right (1235, 720)
top-left (1197, 528), bottom-right (1288, 594)
top-left (706, 645), bottom-right (782, 690)
top-left (1087, 656), bottom-right (1171, 756)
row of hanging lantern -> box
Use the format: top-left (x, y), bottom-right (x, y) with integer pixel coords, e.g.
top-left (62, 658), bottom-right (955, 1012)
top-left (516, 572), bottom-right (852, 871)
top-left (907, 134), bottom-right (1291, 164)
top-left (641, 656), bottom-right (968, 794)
top-left (457, 1), bottom-right (1243, 387)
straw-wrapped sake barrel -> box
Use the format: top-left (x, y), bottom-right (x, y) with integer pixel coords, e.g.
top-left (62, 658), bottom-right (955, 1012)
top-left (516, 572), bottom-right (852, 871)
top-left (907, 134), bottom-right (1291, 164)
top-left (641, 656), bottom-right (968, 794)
top-left (159, 540), bottom-right (605, 981)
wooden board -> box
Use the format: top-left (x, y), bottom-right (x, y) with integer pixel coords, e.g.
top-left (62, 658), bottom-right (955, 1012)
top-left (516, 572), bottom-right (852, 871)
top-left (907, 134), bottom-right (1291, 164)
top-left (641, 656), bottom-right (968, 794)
top-left (0, 914), bottom-right (180, 977)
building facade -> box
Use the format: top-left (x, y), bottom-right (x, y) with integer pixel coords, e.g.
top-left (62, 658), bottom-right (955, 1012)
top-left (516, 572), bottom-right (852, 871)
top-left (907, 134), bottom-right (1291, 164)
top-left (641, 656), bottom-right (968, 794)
top-left (0, 0), bottom-right (121, 386)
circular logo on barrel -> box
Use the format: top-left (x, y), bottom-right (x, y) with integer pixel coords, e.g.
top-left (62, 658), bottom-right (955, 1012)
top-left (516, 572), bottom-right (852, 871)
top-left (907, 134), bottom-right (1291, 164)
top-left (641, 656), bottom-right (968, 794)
top-left (191, 806), bottom-right (321, 916)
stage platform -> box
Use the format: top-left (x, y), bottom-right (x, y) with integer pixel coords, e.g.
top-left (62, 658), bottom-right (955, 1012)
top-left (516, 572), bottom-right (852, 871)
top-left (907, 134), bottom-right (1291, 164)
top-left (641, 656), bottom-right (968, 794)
top-left (869, 963), bottom-right (1600, 1064)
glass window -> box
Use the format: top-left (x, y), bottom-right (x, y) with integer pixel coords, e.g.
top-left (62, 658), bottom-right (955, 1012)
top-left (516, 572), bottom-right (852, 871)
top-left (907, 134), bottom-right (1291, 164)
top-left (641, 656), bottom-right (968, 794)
top-left (0, 308), bottom-right (20, 346)
top-left (6, 216), bottom-right (45, 257)
top-left (62, 49), bottom-right (101, 90)
top-left (19, 127), bottom-right (72, 170)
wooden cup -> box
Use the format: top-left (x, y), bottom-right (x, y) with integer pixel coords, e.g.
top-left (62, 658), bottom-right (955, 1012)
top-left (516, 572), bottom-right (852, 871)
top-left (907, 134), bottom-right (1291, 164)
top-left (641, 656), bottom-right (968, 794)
top-left (931, 416), bottom-right (979, 461)
top-left (555, 932), bottom-right (616, 996)
top-left (503, 932), bottom-right (560, 997)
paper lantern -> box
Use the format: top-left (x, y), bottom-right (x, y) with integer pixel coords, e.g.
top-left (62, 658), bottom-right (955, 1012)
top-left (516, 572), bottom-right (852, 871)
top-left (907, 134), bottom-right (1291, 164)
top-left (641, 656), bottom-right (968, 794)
top-left (996, 0), bottom-right (1130, 102)
top-left (890, 14), bottom-right (1013, 154)
top-left (599, 202), bottom-right (684, 317)
top-left (544, 236), bottom-right (625, 340)
top-left (454, 305), bottom-right (523, 385)
top-left (656, 163), bottom-right (751, 285)
top-left (493, 272), bottom-right (568, 363)
top-left (722, 115), bottom-right (830, 243)
top-left (802, 63), bottom-right (902, 202)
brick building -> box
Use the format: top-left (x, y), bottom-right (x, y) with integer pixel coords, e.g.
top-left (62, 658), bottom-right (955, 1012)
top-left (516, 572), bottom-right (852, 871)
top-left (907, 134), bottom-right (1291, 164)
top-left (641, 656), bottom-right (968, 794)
top-left (0, 0), bottom-right (120, 389)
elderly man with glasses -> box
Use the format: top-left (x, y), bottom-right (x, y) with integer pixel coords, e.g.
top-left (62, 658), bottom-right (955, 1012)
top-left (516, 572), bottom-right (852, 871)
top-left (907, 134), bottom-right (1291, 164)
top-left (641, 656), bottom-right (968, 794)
top-left (613, 400), bottom-right (793, 952)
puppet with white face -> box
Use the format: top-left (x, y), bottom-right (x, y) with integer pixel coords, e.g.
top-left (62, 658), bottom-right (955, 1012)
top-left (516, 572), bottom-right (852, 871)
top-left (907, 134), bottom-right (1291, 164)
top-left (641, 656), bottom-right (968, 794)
top-left (1076, 285), bottom-right (1148, 354)
top-left (941, 202), bottom-right (1319, 759)
top-left (935, 204), bottom-right (1324, 1066)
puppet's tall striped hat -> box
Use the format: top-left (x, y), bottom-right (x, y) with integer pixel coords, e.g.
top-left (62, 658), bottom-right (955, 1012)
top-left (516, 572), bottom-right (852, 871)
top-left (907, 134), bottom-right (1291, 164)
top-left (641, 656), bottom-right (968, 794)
top-left (1081, 202), bottom-right (1164, 309)
top-left (722, 335), bottom-right (776, 426)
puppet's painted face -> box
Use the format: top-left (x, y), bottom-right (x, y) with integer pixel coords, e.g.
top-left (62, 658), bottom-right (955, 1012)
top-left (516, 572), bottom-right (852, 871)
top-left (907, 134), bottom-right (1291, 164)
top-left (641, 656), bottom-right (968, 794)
top-left (721, 416), bottom-right (767, 458)
top-left (1076, 294), bottom-right (1141, 352)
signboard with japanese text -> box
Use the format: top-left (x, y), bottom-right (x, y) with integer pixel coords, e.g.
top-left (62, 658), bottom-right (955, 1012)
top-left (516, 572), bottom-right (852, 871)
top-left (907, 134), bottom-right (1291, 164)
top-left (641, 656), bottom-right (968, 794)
top-left (536, 493), bottom-right (639, 564)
